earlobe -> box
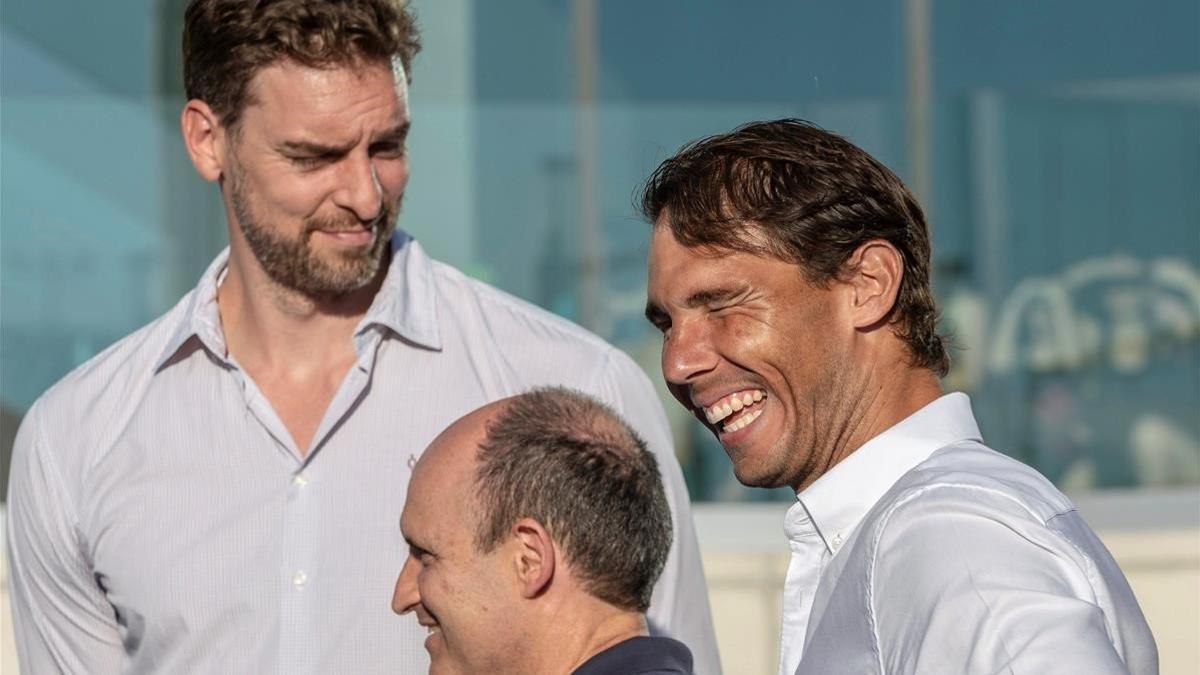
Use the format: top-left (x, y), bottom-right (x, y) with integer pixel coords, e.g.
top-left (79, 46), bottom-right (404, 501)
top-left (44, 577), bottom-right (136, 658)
top-left (180, 100), bottom-right (225, 183)
top-left (848, 240), bottom-right (904, 329)
top-left (511, 518), bottom-right (555, 599)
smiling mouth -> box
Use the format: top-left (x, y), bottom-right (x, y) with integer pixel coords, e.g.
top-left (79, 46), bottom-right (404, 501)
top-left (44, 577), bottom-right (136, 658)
top-left (701, 389), bottom-right (767, 434)
top-left (318, 226), bottom-right (375, 244)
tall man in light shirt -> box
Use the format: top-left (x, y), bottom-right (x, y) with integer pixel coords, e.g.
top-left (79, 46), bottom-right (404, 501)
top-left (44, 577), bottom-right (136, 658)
top-left (5, 1), bottom-right (718, 673)
top-left (642, 119), bottom-right (1157, 674)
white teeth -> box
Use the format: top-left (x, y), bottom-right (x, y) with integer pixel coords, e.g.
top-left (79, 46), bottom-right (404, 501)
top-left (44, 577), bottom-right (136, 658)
top-left (723, 408), bottom-right (763, 433)
top-left (703, 390), bottom-right (767, 424)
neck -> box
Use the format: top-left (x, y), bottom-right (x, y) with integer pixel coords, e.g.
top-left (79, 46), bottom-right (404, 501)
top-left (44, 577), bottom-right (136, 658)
top-left (530, 601), bottom-right (647, 674)
top-left (217, 244), bottom-right (387, 373)
top-left (795, 342), bottom-right (944, 492)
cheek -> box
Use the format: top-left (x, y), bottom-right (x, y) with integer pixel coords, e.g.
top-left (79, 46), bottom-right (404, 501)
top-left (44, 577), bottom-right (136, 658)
top-left (718, 318), bottom-right (783, 364)
top-left (376, 158), bottom-right (410, 198)
top-left (249, 169), bottom-right (328, 219)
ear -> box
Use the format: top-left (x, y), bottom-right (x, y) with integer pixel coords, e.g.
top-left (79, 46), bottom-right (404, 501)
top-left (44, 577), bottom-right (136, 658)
top-left (510, 518), bottom-right (555, 600)
top-left (845, 240), bottom-right (904, 330)
top-left (180, 99), bottom-right (227, 183)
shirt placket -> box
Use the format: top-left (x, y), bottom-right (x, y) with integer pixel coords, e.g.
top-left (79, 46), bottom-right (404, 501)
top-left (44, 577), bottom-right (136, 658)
top-left (278, 464), bottom-right (319, 674)
top-left (779, 512), bottom-right (828, 675)
top-left (275, 332), bottom-right (380, 673)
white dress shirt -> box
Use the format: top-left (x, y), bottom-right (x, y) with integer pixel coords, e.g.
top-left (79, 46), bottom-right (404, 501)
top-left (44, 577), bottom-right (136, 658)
top-left (779, 393), bottom-right (1157, 675)
top-left (6, 232), bottom-right (720, 674)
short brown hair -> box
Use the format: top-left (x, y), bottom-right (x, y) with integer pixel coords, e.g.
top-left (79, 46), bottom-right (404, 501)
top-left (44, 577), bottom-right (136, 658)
top-left (640, 118), bottom-right (949, 377)
top-left (183, 0), bottom-right (420, 131)
top-left (473, 388), bottom-right (672, 614)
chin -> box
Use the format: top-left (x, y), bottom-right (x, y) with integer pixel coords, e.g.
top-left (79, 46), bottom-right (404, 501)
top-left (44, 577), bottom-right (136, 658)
top-left (731, 463), bottom-right (786, 490)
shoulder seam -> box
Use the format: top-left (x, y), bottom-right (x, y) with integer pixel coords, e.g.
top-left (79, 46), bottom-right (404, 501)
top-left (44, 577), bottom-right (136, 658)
top-left (454, 271), bottom-right (611, 349)
top-left (865, 482), bottom-right (1051, 675)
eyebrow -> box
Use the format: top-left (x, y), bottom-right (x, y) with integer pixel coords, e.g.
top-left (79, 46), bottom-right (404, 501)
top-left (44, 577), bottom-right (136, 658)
top-left (402, 535), bottom-right (428, 555)
top-left (683, 286), bottom-right (747, 308)
top-left (277, 121), bottom-right (412, 156)
top-left (374, 121), bottom-right (411, 143)
top-left (644, 284), bottom-right (750, 326)
top-left (278, 139), bottom-right (355, 156)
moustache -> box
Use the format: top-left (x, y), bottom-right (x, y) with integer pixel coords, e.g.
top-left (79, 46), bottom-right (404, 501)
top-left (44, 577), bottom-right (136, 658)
top-left (303, 203), bottom-right (396, 236)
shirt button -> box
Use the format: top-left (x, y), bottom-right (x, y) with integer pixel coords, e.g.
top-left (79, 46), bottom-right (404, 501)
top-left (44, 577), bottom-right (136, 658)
top-left (292, 571), bottom-right (308, 588)
top-left (293, 473), bottom-right (310, 488)
top-left (831, 533), bottom-right (843, 550)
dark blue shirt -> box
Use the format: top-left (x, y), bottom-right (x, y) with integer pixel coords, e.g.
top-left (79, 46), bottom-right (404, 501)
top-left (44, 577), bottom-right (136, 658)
top-left (572, 636), bottom-right (694, 675)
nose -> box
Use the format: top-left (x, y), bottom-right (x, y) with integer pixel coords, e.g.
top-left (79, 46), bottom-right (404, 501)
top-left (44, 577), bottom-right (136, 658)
top-left (661, 319), bottom-right (719, 386)
top-left (391, 555), bottom-right (421, 615)
top-left (333, 154), bottom-right (384, 223)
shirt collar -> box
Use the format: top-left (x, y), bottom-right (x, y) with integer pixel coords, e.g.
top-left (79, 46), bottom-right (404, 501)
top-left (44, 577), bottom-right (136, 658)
top-left (359, 231), bottom-right (442, 350)
top-left (788, 392), bottom-right (983, 553)
top-left (571, 636), bottom-right (693, 675)
top-left (153, 230), bottom-right (443, 372)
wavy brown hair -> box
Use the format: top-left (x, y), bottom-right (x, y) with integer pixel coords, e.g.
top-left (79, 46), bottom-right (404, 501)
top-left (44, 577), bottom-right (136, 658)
top-left (640, 118), bottom-right (949, 377)
top-left (183, 0), bottom-right (420, 132)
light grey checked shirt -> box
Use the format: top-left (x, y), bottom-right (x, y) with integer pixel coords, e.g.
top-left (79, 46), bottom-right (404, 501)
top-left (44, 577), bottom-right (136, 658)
top-left (6, 232), bottom-right (720, 674)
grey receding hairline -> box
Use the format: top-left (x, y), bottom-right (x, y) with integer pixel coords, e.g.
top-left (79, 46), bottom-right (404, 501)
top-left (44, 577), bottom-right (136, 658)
top-left (470, 386), bottom-right (672, 613)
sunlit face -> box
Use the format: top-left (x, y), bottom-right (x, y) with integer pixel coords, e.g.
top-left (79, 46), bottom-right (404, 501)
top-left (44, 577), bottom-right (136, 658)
top-left (221, 60), bottom-right (411, 296)
top-left (391, 416), bottom-right (522, 675)
top-left (646, 225), bottom-right (861, 491)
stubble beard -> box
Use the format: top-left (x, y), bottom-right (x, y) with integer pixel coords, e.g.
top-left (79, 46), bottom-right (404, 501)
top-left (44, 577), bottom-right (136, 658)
top-left (229, 164), bottom-right (398, 299)
top-left (732, 350), bottom-right (861, 492)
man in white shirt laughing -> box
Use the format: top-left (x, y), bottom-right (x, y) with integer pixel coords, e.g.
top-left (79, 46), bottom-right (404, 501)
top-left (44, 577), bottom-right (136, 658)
top-left (642, 118), bottom-right (1157, 675)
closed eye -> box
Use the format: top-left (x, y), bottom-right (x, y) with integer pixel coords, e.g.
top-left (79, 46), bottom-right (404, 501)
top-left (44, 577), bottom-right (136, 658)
top-left (405, 539), bottom-right (436, 565)
top-left (644, 303), bottom-right (671, 334)
top-left (289, 153), bottom-right (340, 169)
top-left (370, 141), bottom-right (406, 159)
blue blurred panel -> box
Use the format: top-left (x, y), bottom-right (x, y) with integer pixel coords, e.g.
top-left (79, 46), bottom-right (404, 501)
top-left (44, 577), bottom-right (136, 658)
top-left (473, 103), bottom-right (576, 303)
top-left (1, 24), bottom-right (174, 412)
top-left (1, 1), bottom-right (158, 96)
top-left (1, 138), bottom-right (164, 410)
top-left (935, 0), bottom-right (1200, 92)
top-left (1, 25), bottom-right (110, 96)
top-left (473, 1), bottom-right (575, 102)
top-left (598, 0), bottom-right (906, 103)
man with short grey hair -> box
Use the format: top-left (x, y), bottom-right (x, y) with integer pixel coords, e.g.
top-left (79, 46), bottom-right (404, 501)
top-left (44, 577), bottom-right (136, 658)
top-left (393, 387), bottom-right (694, 674)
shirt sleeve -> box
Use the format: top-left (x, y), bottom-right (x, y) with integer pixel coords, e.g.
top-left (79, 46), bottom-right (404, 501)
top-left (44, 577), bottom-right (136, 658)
top-left (592, 350), bottom-right (722, 675)
top-left (868, 486), bottom-right (1133, 675)
top-left (6, 401), bottom-right (125, 674)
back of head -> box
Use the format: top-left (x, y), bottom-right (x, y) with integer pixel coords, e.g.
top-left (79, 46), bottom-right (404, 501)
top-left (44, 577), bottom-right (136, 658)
top-left (640, 118), bottom-right (949, 377)
top-left (473, 387), bottom-right (672, 614)
top-left (182, 0), bottom-right (421, 131)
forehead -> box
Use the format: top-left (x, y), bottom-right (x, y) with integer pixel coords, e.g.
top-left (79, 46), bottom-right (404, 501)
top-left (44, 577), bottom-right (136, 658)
top-left (240, 59), bottom-right (408, 134)
top-left (647, 224), bottom-right (812, 300)
top-left (649, 225), bottom-right (754, 280)
top-left (401, 411), bottom-right (491, 540)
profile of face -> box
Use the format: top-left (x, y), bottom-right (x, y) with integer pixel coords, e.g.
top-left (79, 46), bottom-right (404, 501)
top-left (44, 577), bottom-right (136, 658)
top-left (218, 60), bottom-right (411, 296)
top-left (646, 225), bottom-right (860, 491)
top-left (391, 414), bottom-right (520, 675)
